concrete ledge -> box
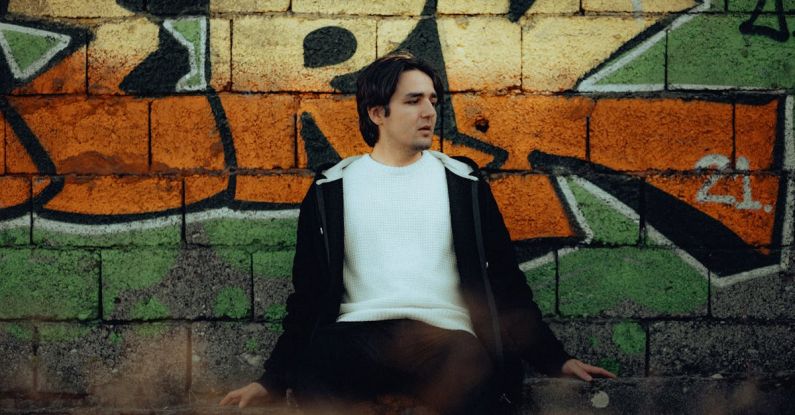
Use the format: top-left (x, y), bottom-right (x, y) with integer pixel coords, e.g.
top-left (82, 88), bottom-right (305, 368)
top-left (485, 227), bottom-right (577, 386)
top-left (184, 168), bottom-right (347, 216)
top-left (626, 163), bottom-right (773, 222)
top-left (2, 375), bottom-right (793, 414)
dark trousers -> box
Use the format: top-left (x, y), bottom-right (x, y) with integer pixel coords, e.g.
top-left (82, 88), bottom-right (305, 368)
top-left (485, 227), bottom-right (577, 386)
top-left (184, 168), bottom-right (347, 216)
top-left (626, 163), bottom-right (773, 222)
top-left (293, 319), bottom-right (497, 415)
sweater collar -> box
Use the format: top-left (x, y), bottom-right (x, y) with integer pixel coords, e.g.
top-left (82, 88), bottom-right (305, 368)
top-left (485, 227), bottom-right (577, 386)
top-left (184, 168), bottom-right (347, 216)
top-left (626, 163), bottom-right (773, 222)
top-left (316, 150), bottom-right (478, 184)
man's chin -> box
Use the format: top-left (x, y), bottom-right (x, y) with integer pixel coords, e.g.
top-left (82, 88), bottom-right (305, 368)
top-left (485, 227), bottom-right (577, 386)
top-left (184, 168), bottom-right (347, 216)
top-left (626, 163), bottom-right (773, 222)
top-left (412, 139), bottom-right (433, 151)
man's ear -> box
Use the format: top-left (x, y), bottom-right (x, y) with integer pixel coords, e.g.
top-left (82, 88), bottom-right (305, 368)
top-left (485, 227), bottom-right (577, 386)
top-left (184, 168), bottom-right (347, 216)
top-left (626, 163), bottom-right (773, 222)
top-left (368, 105), bottom-right (385, 126)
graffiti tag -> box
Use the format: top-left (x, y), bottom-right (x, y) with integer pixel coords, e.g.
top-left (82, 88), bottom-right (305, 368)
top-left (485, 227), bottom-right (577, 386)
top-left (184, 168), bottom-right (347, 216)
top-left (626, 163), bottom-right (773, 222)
top-left (695, 154), bottom-right (772, 213)
top-left (739, 0), bottom-right (793, 42)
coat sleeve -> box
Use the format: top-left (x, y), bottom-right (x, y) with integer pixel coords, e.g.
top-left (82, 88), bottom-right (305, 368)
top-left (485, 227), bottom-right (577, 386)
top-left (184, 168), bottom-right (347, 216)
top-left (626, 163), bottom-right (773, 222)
top-left (257, 184), bottom-right (323, 396)
top-left (477, 178), bottom-right (573, 376)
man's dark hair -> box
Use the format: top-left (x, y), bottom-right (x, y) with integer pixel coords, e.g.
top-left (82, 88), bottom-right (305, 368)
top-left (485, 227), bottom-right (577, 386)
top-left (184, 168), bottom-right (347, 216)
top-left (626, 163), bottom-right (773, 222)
top-left (355, 51), bottom-right (444, 147)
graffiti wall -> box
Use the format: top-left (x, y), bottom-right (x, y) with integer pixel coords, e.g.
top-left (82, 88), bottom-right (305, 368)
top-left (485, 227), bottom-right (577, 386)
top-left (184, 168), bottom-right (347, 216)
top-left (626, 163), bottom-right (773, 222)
top-left (1, 0), bottom-right (793, 412)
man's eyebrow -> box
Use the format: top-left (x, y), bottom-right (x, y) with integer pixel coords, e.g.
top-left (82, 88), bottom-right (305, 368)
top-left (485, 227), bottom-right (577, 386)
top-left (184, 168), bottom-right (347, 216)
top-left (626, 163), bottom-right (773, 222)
top-left (404, 92), bottom-right (438, 99)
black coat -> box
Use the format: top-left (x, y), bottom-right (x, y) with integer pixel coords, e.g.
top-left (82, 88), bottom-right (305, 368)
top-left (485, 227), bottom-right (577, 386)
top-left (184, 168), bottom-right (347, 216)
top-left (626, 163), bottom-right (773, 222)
top-left (258, 153), bottom-right (571, 406)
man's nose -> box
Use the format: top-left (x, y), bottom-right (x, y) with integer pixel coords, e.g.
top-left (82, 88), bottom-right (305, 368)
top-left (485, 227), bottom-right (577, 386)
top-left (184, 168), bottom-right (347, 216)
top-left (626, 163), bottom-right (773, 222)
top-left (421, 99), bottom-right (436, 118)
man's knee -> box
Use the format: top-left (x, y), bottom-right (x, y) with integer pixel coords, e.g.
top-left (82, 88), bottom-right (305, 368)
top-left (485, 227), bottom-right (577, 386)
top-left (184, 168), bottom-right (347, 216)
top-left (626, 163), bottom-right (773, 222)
top-left (447, 333), bottom-right (494, 386)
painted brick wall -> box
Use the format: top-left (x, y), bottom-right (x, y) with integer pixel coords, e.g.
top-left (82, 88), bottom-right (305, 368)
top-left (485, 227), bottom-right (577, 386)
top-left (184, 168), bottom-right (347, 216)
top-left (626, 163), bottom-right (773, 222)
top-left (1, 0), bottom-right (794, 413)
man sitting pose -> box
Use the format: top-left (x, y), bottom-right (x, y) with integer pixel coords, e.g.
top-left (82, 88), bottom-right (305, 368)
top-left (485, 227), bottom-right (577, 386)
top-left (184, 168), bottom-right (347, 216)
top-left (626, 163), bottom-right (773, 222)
top-left (221, 52), bottom-right (615, 414)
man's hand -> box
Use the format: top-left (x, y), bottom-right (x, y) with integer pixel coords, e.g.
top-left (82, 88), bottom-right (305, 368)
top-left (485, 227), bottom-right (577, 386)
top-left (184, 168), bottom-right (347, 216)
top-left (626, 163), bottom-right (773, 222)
top-left (219, 382), bottom-right (269, 408)
top-left (560, 359), bottom-right (617, 382)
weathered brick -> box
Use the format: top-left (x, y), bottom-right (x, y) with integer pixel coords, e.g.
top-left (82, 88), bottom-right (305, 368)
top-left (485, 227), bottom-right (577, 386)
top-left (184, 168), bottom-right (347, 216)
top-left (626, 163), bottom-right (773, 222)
top-left (445, 94), bottom-right (591, 169)
top-left (12, 45), bottom-right (86, 95)
top-left (522, 16), bottom-right (656, 92)
top-left (235, 175), bottom-right (314, 204)
top-left (645, 173), bottom-right (780, 250)
top-left (0, 323), bottom-right (34, 392)
top-left (667, 15), bottom-right (795, 90)
top-left (489, 174), bottom-right (577, 241)
top-left (297, 96), bottom-right (402, 167)
top-left (557, 247), bottom-right (708, 317)
top-left (0, 176), bottom-right (31, 246)
top-left (7, 0), bottom-right (135, 18)
top-left (210, 0), bottom-right (290, 13)
top-left (210, 19), bottom-right (231, 91)
top-left (34, 175), bottom-right (182, 217)
top-left (147, 0), bottom-right (205, 14)
top-left (735, 99), bottom-right (779, 171)
top-left (547, 321), bottom-right (645, 377)
top-left (191, 322), bottom-right (280, 394)
top-left (36, 322), bottom-right (187, 407)
top-left (561, 174), bottom-right (642, 246)
top-left (232, 16), bottom-right (376, 92)
top-left (438, 0), bottom-right (509, 14)
top-left (712, 271), bottom-right (795, 319)
top-left (292, 0), bottom-right (426, 15)
top-left (523, 376), bottom-right (795, 414)
top-left (583, 0), bottom-right (697, 13)
top-left (151, 96), bottom-right (225, 172)
top-left (590, 99), bottom-right (733, 171)
top-left (525, 0), bottom-right (581, 14)
top-left (253, 250), bottom-right (294, 321)
top-left (0, 249), bottom-right (99, 320)
top-left (7, 96), bottom-right (149, 175)
top-left (649, 321), bottom-right (795, 376)
top-left (88, 18), bottom-right (160, 95)
top-left (184, 175), bottom-right (302, 247)
top-left (438, 0), bottom-right (579, 15)
top-left (102, 248), bottom-right (251, 320)
top-left (441, 17), bottom-right (521, 91)
top-left (186, 215), bottom-right (298, 248)
top-left (221, 94), bottom-right (296, 169)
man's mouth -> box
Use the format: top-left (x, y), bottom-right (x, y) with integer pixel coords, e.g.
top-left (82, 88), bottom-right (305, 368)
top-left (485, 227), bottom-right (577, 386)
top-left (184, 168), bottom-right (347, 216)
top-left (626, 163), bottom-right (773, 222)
top-left (418, 126), bottom-right (432, 131)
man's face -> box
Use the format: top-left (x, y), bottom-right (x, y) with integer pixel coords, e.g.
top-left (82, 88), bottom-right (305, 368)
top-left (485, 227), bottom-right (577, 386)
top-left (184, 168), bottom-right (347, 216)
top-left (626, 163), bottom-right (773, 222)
top-left (373, 69), bottom-right (438, 153)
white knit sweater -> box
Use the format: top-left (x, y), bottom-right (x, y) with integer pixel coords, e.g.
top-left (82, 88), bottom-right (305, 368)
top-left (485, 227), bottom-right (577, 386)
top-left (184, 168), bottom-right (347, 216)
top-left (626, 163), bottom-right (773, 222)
top-left (336, 151), bottom-right (475, 334)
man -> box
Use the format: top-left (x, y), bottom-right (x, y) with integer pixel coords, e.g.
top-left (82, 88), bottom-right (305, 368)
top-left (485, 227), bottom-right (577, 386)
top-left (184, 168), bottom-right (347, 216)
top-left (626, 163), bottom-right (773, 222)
top-left (221, 52), bottom-right (615, 414)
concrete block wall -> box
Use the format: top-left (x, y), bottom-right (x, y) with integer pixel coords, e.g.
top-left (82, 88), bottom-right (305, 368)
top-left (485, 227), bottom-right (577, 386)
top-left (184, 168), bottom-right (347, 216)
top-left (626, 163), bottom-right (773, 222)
top-left (0, 0), bottom-right (794, 413)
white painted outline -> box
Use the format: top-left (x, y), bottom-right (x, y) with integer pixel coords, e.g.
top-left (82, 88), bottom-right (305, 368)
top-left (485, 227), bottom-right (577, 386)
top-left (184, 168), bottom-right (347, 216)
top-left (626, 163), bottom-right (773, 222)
top-left (28, 208), bottom-right (299, 236)
top-left (0, 214), bottom-right (30, 231)
top-left (0, 23), bottom-right (70, 82)
top-left (33, 213), bottom-right (181, 235)
top-left (519, 252), bottom-right (555, 271)
top-left (578, 0), bottom-right (711, 92)
top-left (556, 176), bottom-right (594, 244)
top-left (163, 16), bottom-right (207, 92)
top-left (186, 207), bottom-right (299, 223)
top-left (784, 96), bottom-right (795, 170)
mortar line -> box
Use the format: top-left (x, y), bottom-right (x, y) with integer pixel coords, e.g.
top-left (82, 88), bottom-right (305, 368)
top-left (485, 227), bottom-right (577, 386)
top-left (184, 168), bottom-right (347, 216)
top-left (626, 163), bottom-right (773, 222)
top-left (707, 270), bottom-right (713, 317)
top-left (147, 101), bottom-right (153, 170)
top-left (638, 178), bottom-right (645, 246)
top-left (186, 324), bottom-right (192, 396)
top-left (98, 250), bottom-right (104, 320)
top-left (731, 103), bottom-right (737, 169)
top-left (181, 177), bottom-right (186, 243)
top-left (32, 325), bottom-right (39, 391)
top-left (585, 116), bottom-right (591, 161)
top-left (229, 18), bottom-right (234, 89)
top-left (28, 177), bottom-right (33, 245)
top-left (293, 112), bottom-right (298, 168)
top-left (84, 42), bottom-right (89, 97)
top-left (663, 30), bottom-right (669, 91)
top-left (250, 252), bottom-right (255, 320)
top-left (644, 320), bottom-right (650, 377)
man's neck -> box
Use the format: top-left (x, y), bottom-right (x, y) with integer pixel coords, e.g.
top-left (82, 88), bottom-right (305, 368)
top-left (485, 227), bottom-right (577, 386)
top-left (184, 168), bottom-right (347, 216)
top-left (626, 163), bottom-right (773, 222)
top-left (369, 145), bottom-right (423, 167)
